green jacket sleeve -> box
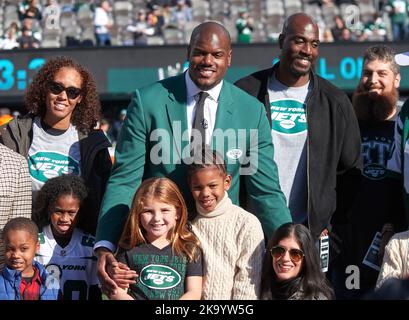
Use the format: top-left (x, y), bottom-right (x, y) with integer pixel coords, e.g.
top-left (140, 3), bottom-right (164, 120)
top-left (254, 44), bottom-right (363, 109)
top-left (96, 90), bottom-right (147, 245)
top-left (244, 103), bottom-right (292, 239)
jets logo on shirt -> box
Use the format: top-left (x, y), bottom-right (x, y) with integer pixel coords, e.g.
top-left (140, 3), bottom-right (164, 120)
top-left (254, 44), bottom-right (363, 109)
top-left (362, 137), bottom-right (391, 180)
top-left (29, 151), bottom-right (80, 183)
top-left (363, 163), bottom-right (387, 180)
top-left (270, 99), bottom-right (307, 134)
top-left (139, 264), bottom-right (181, 290)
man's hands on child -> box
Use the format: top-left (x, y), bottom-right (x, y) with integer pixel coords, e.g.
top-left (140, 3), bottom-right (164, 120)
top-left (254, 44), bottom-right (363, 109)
top-left (108, 261), bottom-right (138, 289)
top-left (96, 247), bottom-right (138, 297)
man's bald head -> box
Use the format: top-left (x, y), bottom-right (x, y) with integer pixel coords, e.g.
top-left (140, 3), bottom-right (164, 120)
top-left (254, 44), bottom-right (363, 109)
top-left (189, 21), bottom-right (231, 49)
top-left (281, 13), bottom-right (318, 36)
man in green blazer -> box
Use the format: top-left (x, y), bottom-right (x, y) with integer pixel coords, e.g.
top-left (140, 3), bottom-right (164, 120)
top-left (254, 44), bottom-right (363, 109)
top-left (95, 21), bottom-right (291, 294)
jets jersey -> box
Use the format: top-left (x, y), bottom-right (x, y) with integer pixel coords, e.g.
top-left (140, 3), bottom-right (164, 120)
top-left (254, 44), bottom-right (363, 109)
top-left (35, 225), bottom-right (100, 300)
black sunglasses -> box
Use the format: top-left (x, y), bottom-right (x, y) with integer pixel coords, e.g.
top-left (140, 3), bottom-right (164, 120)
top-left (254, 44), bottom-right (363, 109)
top-left (270, 245), bottom-right (304, 263)
top-left (49, 81), bottom-right (81, 100)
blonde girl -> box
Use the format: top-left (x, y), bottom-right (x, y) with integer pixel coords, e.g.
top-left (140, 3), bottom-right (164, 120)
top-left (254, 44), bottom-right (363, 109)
top-left (109, 177), bottom-right (203, 300)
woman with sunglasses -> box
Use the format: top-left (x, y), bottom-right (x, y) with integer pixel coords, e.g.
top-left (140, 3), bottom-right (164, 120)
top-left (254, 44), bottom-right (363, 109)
top-left (260, 223), bottom-right (334, 300)
top-left (0, 56), bottom-right (112, 236)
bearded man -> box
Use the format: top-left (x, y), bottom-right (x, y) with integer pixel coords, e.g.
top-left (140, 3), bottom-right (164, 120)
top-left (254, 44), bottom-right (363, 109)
top-left (336, 45), bottom-right (407, 299)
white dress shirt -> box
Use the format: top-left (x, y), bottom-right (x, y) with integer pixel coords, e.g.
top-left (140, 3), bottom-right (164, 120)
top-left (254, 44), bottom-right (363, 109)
top-left (185, 71), bottom-right (223, 145)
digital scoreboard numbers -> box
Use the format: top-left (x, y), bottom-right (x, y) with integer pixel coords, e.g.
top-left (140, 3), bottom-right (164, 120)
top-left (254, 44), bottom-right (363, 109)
top-left (0, 58), bottom-right (45, 92)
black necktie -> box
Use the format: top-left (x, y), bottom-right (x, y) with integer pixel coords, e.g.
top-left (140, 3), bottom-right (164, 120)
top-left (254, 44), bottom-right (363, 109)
top-left (192, 91), bottom-right (209, 146)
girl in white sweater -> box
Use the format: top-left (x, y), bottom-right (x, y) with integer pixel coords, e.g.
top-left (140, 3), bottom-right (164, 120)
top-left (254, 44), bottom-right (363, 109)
top-left (188, 146), bottom-right (265, 300)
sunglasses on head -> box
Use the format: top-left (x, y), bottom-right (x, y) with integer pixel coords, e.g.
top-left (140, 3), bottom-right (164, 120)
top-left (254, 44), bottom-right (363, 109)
top-left (270, 245), bottom-right (304, 263)
top-left (49, 81), bottom-right (81, 99)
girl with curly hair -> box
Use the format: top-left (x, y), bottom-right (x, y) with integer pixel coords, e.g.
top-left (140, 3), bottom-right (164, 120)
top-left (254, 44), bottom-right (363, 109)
top-left (0, 56), bottom-right (112, 235)
top-left (33, 174), bottom-right (101, 300)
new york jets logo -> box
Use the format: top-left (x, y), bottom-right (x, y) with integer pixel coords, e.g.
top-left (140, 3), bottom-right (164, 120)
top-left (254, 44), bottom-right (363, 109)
top-left (29, 151), bottom-right (80, 183)
top-left (270, 99), bottom-right (307, 134)
top-left (139, 264), bottom-right (181, 290)
top-left (226, 149), bottom-right (242, 160)
top-left (363, 163), bottom-right (386, 180)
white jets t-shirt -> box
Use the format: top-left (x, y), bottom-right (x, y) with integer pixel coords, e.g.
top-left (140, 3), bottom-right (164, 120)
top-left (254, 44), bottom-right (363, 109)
top-left (268, 74), bottom-right (311, 223)
top-left (28, 116), bottom-right (81, 200)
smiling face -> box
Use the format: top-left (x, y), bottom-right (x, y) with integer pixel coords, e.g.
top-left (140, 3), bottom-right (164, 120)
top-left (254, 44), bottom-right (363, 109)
top-left (278, 15), bottom-right (319, 86)
top-left (189, 167), bottom-right (232, 213)
top-left (139, 197), bottom-right (180, 244)
top-left (44, 67), bottom-right (82, 130)
top-left (4, 229), bottom-right (39, 277)
top-left (187, 23), bottom-right (231, 91)
top-left (49, 194), bottom-right (80, 238)
top-left (272, 235), bottom-right (304, 282)
top-left (360, 58), bottom-right (400, 98)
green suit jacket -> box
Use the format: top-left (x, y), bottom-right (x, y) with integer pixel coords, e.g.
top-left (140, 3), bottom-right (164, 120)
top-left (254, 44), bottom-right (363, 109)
top-left (96, 73), bottom-right (291, 245)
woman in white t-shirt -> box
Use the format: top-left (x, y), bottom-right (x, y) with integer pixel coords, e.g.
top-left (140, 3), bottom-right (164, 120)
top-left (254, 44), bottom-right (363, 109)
top-left (0, 56), bottom-right (112, 236)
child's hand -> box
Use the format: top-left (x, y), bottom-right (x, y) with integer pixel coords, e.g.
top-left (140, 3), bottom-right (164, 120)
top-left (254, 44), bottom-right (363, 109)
top-left (108, 285), bottom-right (134, 300)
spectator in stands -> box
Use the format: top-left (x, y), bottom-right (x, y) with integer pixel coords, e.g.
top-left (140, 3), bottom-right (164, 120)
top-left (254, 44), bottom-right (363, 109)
top-left (0, 22), bottom-right (20, 50)
top-left (18, 26), bottom-right (40, 49)
top-left (384, 0), bottom-right (409, 41)
top-left (261, 223), bottom-right (334, 300)
top-left (331, 15), bottom-right (346, 41)
top-left (94, 0), bottom-right (113, 46)
top-left (322, 27), bottom-right (334, 42)
top-left (161, 3), bottom-right (173, 25)
top-left (126, 10), bottom-right (155, 45)
top-left (107, 109), bottom-right (126, 143)
top-left (334, 45), bottom-right (406, 299)
top-left (100, 118), bottom-right (111, 138)
top-left (147, 7), bottom-right (163, 36)
top-left (235, 13), bottom-right (362, 243)
top-left (19, 0), bottom-right (42, 21)
top-left (94, 21), bottom-right (290, 296)
top-left (360, 13), bottom-right (387, 41)
top-left (339, 27), bottom-right (355, 41)
top-left (170, 0), bottom-right (192, 30)
top-left (22, 18), bottom-right (42, 43)
top-left (0, 57), bottom-right (112, 236)
top-left (151, 5), bottom-right (166, 34)
top-left (0, 145), bottom-right (32, 270)
top-left (236, 9), bottom-right (254, 44)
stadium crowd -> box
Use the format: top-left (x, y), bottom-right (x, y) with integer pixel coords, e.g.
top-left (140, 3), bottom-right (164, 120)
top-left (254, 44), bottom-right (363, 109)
top-left (1, 0), bottom-right (409, 49)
